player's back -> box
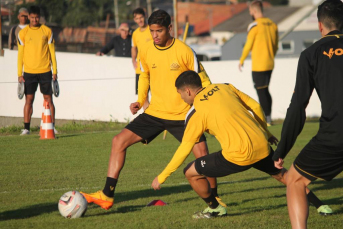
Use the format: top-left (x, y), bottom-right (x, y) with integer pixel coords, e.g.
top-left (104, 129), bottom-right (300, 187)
top-left (303, 31), bottom-right (343, 147)
top-left (193, 83), bottom-right (270, 165)
top-left (250, 17), bottom-right (278, 71)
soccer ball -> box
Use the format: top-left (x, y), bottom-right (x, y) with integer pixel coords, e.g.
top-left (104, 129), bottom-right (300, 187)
top-left (58, 191), bottom-right (88, 218)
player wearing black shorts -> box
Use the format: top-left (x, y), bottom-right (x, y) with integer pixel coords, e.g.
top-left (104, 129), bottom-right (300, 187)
top-left (151, 71), bottom-right (331, 219)
top-left (239, 1), bottom-right (278, 125)
top-left (81, 10), bottom-right (224, 210)
top-left (273, 1), bottom-right (343, 228)
top-left (17, 6), bottom-right (58, 135)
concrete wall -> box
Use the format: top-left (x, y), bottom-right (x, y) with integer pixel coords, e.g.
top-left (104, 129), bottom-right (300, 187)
top-left (0, 49), bottom-right (321, 123)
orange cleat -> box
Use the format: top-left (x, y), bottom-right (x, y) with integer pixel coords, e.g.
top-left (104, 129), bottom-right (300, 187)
top-left (80, 190), bottom-right (114, 210)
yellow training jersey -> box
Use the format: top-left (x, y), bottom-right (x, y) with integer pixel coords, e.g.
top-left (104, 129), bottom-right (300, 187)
top-left (239, 17), bottom-right (278, 72)
top-left (17, 24), bottom-right (57, 76)
top-left (131, 26), bottom-right (152, 74)
top-left (138, 38), bottom-right (211, 120)
top-left (158, 83), bottom-right (272, 184)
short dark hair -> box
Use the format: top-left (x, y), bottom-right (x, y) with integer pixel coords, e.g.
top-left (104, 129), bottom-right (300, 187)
top-left (133, 8), bottom-right (145, 17)
top-left (250, 0), bottom-right (263, 13)
top-left (148, 10), bottom-right (171, 28)
top-left (29, 5), bottom-right (40, 15)
top-left (317, 0), bottom-right (343, 31)
top-left (175, 71), bottom-right (202, 90)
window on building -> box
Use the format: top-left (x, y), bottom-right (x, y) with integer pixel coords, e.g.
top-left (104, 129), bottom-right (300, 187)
top-left (303, 40), bottom-right (317, 50)
top-left (278, 40), bottom-right (294, 54)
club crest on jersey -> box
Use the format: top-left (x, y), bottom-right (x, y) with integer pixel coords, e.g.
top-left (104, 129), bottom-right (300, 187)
top-left (170, 62), bottom-right (180, 70)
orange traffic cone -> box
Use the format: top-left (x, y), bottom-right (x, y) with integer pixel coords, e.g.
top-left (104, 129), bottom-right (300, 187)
top-left (40, 101), bottom-right (55, 140)
top-left (40, 103), bottom-right (44, 136)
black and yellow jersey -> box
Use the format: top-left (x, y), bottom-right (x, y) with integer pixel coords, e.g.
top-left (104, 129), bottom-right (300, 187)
top-left (274, 30), bottom-right (343, 161)
top-left (239, 17), bottom-right (278, 72)
top-left (138, 38), bottom-right (211, 120)
top-left (158, 83), bottom-right (272, 183)
top-left (131, 26), bottom-right (152, 74)
top-left (17, 24), bottom-right (57, 76)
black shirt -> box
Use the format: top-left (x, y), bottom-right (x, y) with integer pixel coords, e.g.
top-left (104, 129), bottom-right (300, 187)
top-left (273, 30), bottom-right (343, 161)
top-left (100, 35), bottom-right (132, 57)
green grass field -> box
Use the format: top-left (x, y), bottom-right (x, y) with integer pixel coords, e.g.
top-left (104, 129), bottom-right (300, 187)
top-left (0, 122), bottom-right (342, 229)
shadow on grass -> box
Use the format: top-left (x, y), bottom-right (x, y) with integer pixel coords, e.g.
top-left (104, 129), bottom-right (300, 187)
top-left (85, 204), bottom-right (147, 217)
top-left (56, 134), bottom-right (83, 139)
top-left (0, 202), bottom-right (57, 221)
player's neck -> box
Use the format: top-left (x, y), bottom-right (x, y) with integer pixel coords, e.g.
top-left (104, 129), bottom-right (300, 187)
top-left (158, 36), bottom-right (173, 47)
top-left (29, 24), bottom-right (41, 28)
top-left (140, 23), bottom-right (148, 31)
top-left (254, 13), bottom-right (263, 20)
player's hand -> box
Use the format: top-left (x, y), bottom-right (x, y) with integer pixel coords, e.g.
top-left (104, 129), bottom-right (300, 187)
top-left (132, 60), bottom-right (137, 69)
top-left (238, 63), bottom-right (243, 72)
top-left (18, 76), bottom-right (25, 83)
top-left (151, 177), bottom-right (161, 190)
top-left (274, 158), bottom-right (284, 169)
top-left (52, 74), bottom-right (58, 81)
top-left (130, 102), bottom-right (141, 115)
top-left (96, 52), bottom-right (104, 56)
top-left (268, 136), bottom-right (279, 146)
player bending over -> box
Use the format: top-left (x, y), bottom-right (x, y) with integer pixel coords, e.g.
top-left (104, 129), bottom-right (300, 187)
top-left (151, 71), bottom-right (332, 218)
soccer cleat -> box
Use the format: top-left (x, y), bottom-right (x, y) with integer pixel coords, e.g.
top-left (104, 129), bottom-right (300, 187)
top-left (20, 129), bottom-right (30, 135)
top-left (215, 197), bottom-right (227, 208)
top-left (317, 205), bottom-right (333, 215)
top-left (80, 190), bottom-right (114, 210)
top-left (192, 205), bottom-right (227, 219)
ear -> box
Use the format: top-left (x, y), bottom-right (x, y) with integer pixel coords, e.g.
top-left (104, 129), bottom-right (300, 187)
top-left (168, 24), bottom-right (172, 33)
top-left (185, 88), bottom-right (192, 96)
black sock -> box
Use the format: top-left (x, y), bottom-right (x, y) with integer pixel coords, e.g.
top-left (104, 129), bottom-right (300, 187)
top-left (211, 187), bottom-right (218, 197)
top-left (102, 177), bottom-right (117, 198)
top-left (24, 123), bottom-right (30, 131)
top-left (307, 191), bottom-right (323, 208)
top-left (202, 193), bottom-right (219, 209)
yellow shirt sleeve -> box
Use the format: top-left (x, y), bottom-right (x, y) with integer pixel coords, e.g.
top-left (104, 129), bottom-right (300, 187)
top-left (47, 30), bottom-right (58, 74)
top-left (230, 84), bottom-right (272, 138)
top-left (198, 62), bottom-right (212, 87)
top-left (17, 30), bottom-right (25, 77)
top-left (157, 111), bottom-right (206, 184)
top-left (136, 47), bottom-right (150, 107)
top-left (239, 26), bottom-right (257, 65)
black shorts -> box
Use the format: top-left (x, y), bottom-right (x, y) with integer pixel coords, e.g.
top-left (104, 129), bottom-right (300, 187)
top-left (294, 139), bottom-right (343, 181)
top-left (252, 70), bottom-right (272, 89)
top-left (193, 147), bottom-right (281, 178)
top-left (125, 113), bottom-right (206, 144)
top-left (24, 71), bottom-right (52, 95)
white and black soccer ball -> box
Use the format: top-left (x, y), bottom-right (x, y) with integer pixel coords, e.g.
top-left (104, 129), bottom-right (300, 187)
top-left (58, 191), bottom-right (87, 218)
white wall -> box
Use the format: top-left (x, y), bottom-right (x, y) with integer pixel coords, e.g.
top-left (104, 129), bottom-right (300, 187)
top-left (0, 49), bottom-right (321, 122)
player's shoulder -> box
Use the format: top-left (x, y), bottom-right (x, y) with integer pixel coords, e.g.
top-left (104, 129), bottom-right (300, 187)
top-left (174, 39), bottom-right (194, 54)
top-left (18, 26), bottom-right (29, 36)
top-left (132, 27), bottom-right (140, 36)
top-left (40, 24), bottom-right (52, 32)
top-left (247, 21), bottom-right (258, 32)
top-left (140, 40), bottom-right (154, 53)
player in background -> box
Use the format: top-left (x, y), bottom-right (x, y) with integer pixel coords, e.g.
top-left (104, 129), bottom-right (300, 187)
top-left (17, 6), bottom-right (58, 135)
top-left (239, 0), bottom-right (278, 126)
top-left (8, 8), bottom-right (28, 50)
top-left (131, 8), bottom-right (151, 109)
top-left (273, 1), bottom-right (342, 228)
top-left (152, 71), bottom-right (332, 219)
top-left (81, 10), bottom-right (226, 210)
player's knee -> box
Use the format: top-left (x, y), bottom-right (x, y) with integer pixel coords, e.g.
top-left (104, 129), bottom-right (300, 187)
top-left (183, 161), bottom-right (195, 176)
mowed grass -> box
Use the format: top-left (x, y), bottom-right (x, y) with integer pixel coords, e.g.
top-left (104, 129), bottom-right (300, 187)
top-left (0, 122), bottom-right (342, 229)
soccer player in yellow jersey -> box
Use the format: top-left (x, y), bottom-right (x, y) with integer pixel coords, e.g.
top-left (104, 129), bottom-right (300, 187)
top-left (17, 6), bottom-right (58, 135)
top-left (81, 10), bottom-right (226, 210)
top-left (131, 8), bottom-right (152, 109)
top-left (239, 1), bottom-right (278, 126)
top-left (151, 71), bottom-right (331, 218)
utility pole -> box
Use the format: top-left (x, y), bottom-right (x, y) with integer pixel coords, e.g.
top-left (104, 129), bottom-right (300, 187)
top-left (114, 0), bottom-right (119, 29)
top-left (0, 5), bottom-right (4, 56)
top-left (147, 0), bottom-right (152, 17)
top-left (173, 0), bottom-right (178, 38)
